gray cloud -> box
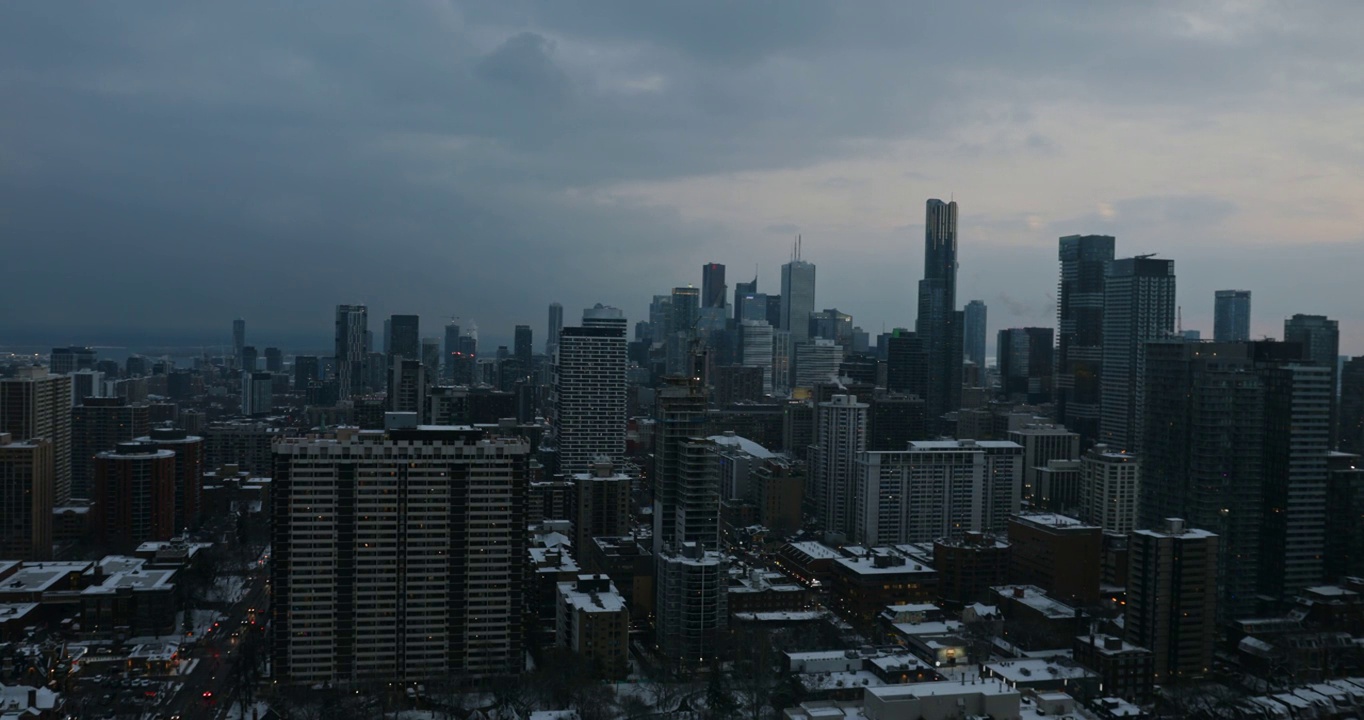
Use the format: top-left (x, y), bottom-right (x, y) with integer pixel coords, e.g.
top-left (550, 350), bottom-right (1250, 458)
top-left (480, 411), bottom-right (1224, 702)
top-left (1, 1), bottom-right (1362, 351)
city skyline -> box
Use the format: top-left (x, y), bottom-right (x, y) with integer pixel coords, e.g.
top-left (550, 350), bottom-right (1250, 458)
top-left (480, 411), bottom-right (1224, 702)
top-left (2, 3), bottom-right (1363, 353)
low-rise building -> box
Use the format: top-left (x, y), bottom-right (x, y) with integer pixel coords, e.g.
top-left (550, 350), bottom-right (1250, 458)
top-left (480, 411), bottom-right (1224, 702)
top-left (556, 574), bottom-right (629, 680)
top-left (831, 550), bottom-right (938, 627)
top-left (1073, 633), bottom-right (1154, 704)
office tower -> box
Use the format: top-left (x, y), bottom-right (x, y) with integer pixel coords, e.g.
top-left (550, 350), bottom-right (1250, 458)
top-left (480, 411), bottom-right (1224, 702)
top-left (916, 199), bottom-right (964, 430)
top-left (264, 347), bottom-right (283, 373)
top-left (996, 327), bottom-right (1055, 404)
top-left (1056, 235), bottom-right (1116, 442)
top-left (780, 243), bottom-right (816, 342)
top-left (1285, 314), bottom-right (1341, 447)
top-left (702, 262), bottom-right (726, 309)
top-left (582, 304), bottom-right (628, 332)
top-left (1126, 519), bottom-right (1218, 684)
top-left (271, 425), bottom-right (529, 682)
top-left (739, 320), bottom-right (774, 394)
top-left (885, 330), bottom-right (927, 399)
top-left (855, 439), bottom-right (1023, 545)
top-left (50, 346), bottom-right (96, 375)
top-left (812, 395), bottom-right (868, 537)
top-left (443, 322), bottom-right (462, 381)
top-left (547, 303), bottom-right (563, 358)
top-left (334, 304), bottom-right (369, 399)
top-left (1141, 340), bottom-right (1329, 616)
top-left (388, 359), bottom-right (428, 416)
top-left (1213, 290), bottom-right (1251, 342)
top-left (1080, 444), bottom-right (1139, 534)
top-left (420, 338), bottom-right (440, 374)
top-left (867, 392), bottom-right (927, 451)
top-left (125, 354), bottom-right (151, 378)
top-left (1008, 424), bottom-right (1081, 503)
top-left (0, 369), bottom-right (73, 505)
top-left (573, 458), bottom-right (632, 553)
top-left (652, 377), bottom-right (709, 555)
top-left (964, 300), bottom-right (988, 370)
top-left (553, 318), bottom-right (626, 475)
top-left (648, 295), bottom-right (672, 339)
top-left (1099, 256), bottom-right (1176, 451)
top-left (733, 277), bottom-right (757, 321)
top-left (1325, 452), bottom-right (1364, 580)
top-left (93, 441), bottom-right (176, 550)
top-left (138, 427), bottom-right (203, 532)
top-left (514, 324), bottom-right (533, 376)
top-left (1343, 357), bottom-right (1364, 455)
top-left (388, 314), bottom-right (420, 365)
top-left (0, 434), bottom-right (53, 560)
top-left (67, 369), bottom-right (104, 406)
top-left (765, 294), bottom-right (783, 329)
top-left (233, 319), bottom-right (246, 368)
top-left (809, 308), bottom-right (853, 347)
top-left (449, 334), bottom-right (477, 385)
top-left (71, 397), bottom-right (150, 501)
top-left (241, 372), bottom-right (273, 416)
top-left (738, 293), bottom-right (769, 323)
top-left (795, 338), bottom-right (841, 390)
top-left (1007, 513), bottom-right (1102, 607)
top-left (771, 330), bottom-right (793, 392)
top-left (240, 345), bottom-right (258, 373)
top-left (670, 287), bottom-right (701, 337)
top-left (294, 355), bottom-right (319, 390)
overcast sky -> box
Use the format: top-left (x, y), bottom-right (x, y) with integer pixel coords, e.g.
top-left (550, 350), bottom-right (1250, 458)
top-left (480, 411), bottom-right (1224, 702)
top-left (3, 1), bottom-right (1362, 353)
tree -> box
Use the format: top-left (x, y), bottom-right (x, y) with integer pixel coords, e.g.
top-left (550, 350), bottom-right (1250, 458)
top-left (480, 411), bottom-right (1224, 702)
top-left (705, 664), bottom-right (738, 720)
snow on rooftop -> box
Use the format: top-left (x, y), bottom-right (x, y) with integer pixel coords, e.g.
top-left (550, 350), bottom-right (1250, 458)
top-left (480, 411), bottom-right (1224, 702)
top-left (708, 433), bottom-right (775, 459)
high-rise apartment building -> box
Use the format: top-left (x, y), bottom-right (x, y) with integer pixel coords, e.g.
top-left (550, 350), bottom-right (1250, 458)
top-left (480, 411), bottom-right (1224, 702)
top-left (916, 199), bottom-right (963, 429)
top-left (812, 395), bottom-right (868, 538)
top-left (1126, 519), bottom-right (1218, 685)
top-left (71, 397), bottom-right (150, 501)
top-left (546, 303), bottom-right (564, 358)
top-left (388, 359), bottom-right (428, 416)
top-left (780, 249), bottom-right (816, 343)
top-left (233, 318), bottom-right (246, 369)
top-left (1140, 339), bottom-right (1325, 617)
top-left (702, 262), bottom-right (726, 310)
top-left (652, 377), bottom-right (709, 555)
top-left (573, 458), bottom-right (632, 554)
top-left (553, 317), bottom-right (626, 475)
top-left (0, 433), bottom-right (53, 560)
top-left (1056, 235), bottom-right (1115, 443)
top-left (964, 300), bottom-right (988, 370)
top-left (996, 327), bottom-right (1054, 404)
top-left (1007, 513), bottom-right (1102, 606)
top-left (93, 441), bottom-right (176, 551)
top-left (294, 356), bottom-right (320, 390)
top-left (1080, 444), bottom-right (1139, 534)
top-left (242, 371), bottom-right (273, 416)
top-left (1285, 314), bottom-right (1340, 448)
top-left (0, 368), bottom-right (73, 505)
top-left (1343, 357), bottom-right (1364, 455)
top-left (334, 304), bottom-right (369, 399)
top-left (271, 425), bottom-right (529, 683)
top-left (855, 439), bottom-right (1022, 545)
top-left (1099, 256), bottom-right (1176, 451)
top-left (1007, 424), bottom-right (1080, 503)
top-left (137, 427), bottom-right (204, 533)
top-left (1213, 290), bottom-right (1251, 342)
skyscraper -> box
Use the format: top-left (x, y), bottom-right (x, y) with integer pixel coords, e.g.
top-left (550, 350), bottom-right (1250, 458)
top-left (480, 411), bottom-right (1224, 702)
top-left (71, 397), bottom-right (150, 501)
top-left (738, 320), bottom-right (774, 394)
top-left (670, 287), bottom-right (700, 337)
top-left (733, 276), bottom-right (757, 321)
top-left (334, 304), bottom-right (369, 400)
top-left (964, 300), bottom-right (988, 370)
top-left (388, 359), bottom-right (428, 416)
top-left (996, 327), bottom-right (1055, 404)
top-left (0, 368), bottom-right (72, 505)
top-left (1126, 519), bottom-right (1217, 685)
top-left (885, 329), bottom-right (927, 399)
top-left (93, 441), bottom-right (176, 551)
top-left (1099, 256), bottom-right (1175, 451)
top-left (546, 302), bottom-right (563, 357)
top-left (271, 425), bottom-right (529, 683)
top-left (0, 433), bottom-right (53, 560)
top-left (233, 318), bottom-right (246, 369)
top-left (242, 371), bottom-right (273, 416)
top-left (780, 243), bottom-right (816, 343)
top-left (553, 312), bottom-right (627, 475)
top-left (652, 376), bottom-right (709, 556)
top-left (1079, 444), bottom-right (1139, 534)
top-left (1213, 290), bottom-right (1251, 342)
top-left (240, 346), bottom-right (258, 374)
top-left (1285, 314), bottom-right (1340, 448)
top-left (137, 427), bottom-right (204, 533)
top-left (813, 394), bottom-right (868, 538)
top-left (1343, 356), bottom-right (1364, 455)
top-left (50, 346), bottom-right (96, 375)
top-left (514, 324), bottom-right (533, 377)
top-left (701, 262), bottom-right (726, 309)
top-left (1056, 235), bottom-right (1116, 442)
top-left (444, 322), bottom-right (462, 381)
top-left (264, 347), bottom-right (283, 373)
top-left (916, 199), bottom-right (963, 428)
top-left (388, 314), bottom-right (420, 363)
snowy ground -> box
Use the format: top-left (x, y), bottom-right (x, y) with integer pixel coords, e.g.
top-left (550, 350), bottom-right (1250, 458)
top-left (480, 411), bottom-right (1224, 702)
top-left (224, 700), bottom-right (273, 720)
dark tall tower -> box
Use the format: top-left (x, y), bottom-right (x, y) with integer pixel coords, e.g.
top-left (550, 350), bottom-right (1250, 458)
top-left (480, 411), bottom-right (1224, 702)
top-left (997, 327), bottom-right (1055, 404)
top-left (1213, 290), bottom-right (1251, 342)
top-left (240, 346), bottom-right (258, 374)
top-left (915, 199), bottom-right (962, 428)
top-left (1056, 235), bottom-right (1116, 442)
top-left (701, 263), bottom-right (727, 310)
top-left (733, 277), bottom-right (757, 322)
top-left (670, 287), bottom-right (700, 336)
top-left (233, 318), bottom-right (246, 369)
top-left (546, 303), bottom-right (564, 358)
top-left (1342, 356), bottom-right (1364, 456)
top-left (1099, 256), bottom-right (1176, 451)
top-left (388, 315), bottom-right (420, 362)
top-left (964, 300), bottom-right (988, 371)
top-left (444, 322), bottom-right (461, 382)
top-left (334, 304), bottom-right (369, 399)
top-left (514, 324), bottom-right (533, 375)
top-left (1285, 314), bottom-right (1340, 448)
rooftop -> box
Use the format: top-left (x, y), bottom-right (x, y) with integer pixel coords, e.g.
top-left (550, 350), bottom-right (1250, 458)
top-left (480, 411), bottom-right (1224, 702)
top-left (708, 433), bottom-right (776, 459)
top-left (993, 585), bottom-right (1077, 620)
top-left (865, 677), bottom-right (1017, 700)
top-left (0, 562), bottom-right (93, 595)
top-left (985, 658), bottom-right (1095, 684)
top-left (558, 579), bottom-right (626, 614)
top-left (1012, 513), bottom-right (1096, 530)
